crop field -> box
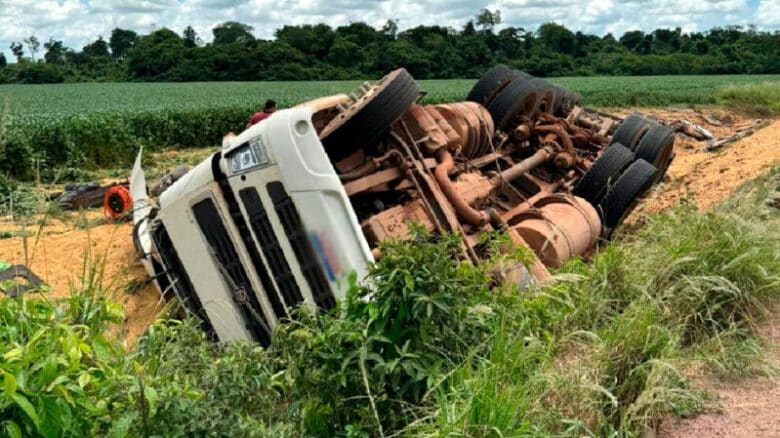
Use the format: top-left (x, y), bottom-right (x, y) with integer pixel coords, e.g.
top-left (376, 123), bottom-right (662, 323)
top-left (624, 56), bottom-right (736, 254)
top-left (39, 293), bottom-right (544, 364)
top-left (1, 74), bottom-right (778, 179)
top-left (3, 74), bottom-right (779, 115)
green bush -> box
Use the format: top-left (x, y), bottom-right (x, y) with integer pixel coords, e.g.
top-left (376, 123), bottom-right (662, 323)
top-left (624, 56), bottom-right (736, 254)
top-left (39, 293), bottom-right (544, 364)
top-left (0, 229), bottom-right (505, 437)
top-left (0, 268), bottom-right (124, 437)
top-left (273, 229), bottom-right (500, 435)
top-left (13, 64), bottom-right (65, 85)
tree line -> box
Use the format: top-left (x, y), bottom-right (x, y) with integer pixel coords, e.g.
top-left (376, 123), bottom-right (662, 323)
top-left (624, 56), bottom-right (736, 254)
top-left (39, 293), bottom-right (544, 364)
top-left (1, 10), bottom-right (778, 84)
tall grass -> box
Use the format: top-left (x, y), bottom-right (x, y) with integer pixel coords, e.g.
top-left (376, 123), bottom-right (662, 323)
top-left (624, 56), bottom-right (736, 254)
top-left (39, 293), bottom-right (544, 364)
top-left (717, 81), bottom-right (780, 115)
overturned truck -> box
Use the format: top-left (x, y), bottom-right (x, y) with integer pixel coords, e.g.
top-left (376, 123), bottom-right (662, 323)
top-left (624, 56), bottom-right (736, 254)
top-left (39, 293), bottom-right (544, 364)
top-left (132, 65), bottom-right (675, 344)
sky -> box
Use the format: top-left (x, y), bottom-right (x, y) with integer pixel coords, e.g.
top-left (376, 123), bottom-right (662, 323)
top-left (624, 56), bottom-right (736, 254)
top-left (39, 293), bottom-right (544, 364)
top-left (0, 0), bottom-right (777, 61)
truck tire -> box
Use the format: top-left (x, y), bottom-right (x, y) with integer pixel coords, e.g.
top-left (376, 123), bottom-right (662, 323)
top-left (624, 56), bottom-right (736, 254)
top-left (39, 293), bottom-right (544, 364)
top-left (552, 89), bottom-right (581, 117)
top-left (611, 114), bottom-right (653, 150)
top-left (551, 86), bottom-right (566, 115)
top-left (634, 124), bottom-right (675, 179)
top-left (598, 159), bottom-right (657, 229)
top-left (512, 69), bottom-right (534, 79)
top-left (572, 143), bottom-right (635, 205)
top-left (320, 68), bottom-right (419, 162)
top-left (565, 91), bottom-right (582, 111)
top-left (466, 64), bottom-right (520, 105)
top-left (487, 77), bottom-right (541, 131)
top-left (528, 78), bottom-right (555, 114)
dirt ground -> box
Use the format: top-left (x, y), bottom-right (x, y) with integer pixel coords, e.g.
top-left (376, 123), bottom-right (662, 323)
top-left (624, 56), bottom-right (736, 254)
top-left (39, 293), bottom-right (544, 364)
top-left (612, 108), bottom-right (780, 217)
top-left (0, 148), bottom-right (215, 346)
top-left (0, 211), bottom-right (161, 345)
top-left (658, 305), bottom-right (780, 438)
top-left (0, 108), bottom-right (778, 429)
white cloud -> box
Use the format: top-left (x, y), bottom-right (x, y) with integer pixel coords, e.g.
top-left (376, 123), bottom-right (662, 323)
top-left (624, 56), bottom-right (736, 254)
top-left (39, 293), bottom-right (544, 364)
top-left (755, 0), bottom-right (780, 26)
top-left (0, 0), bottom-right (768, 61)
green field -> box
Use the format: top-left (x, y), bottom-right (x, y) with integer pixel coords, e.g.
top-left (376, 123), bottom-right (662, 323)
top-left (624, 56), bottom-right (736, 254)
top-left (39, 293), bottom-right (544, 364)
top-left (1, 75), bottom-right (778, 179)
top-left (3, 75), bottom-right (779, 115)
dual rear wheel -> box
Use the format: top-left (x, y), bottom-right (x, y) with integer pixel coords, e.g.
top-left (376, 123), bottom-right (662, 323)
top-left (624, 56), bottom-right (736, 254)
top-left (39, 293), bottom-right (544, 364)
top-left (575, 112), bottom-right (676, 232)
top-left (610, 113), bottom-right (675, 180)
top-left (467, 65), bottom-right (581, 132)
top-left (572, 142), bottom-right (658, 230)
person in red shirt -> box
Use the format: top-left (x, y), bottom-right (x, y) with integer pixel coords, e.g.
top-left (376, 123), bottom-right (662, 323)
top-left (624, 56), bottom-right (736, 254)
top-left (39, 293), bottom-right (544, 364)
top-left (247, 99), bottom-right (277, 127)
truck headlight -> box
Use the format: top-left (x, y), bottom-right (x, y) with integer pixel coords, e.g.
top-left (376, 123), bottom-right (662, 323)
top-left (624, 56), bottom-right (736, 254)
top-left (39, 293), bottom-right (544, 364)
top-left (228, 137), bottom-right (269, 175)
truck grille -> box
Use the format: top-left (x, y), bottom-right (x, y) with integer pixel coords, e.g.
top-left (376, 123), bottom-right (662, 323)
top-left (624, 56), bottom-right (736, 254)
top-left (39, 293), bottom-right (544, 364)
top-left (267, 181), bottom-right (336, 309)
top-left (152, 223), bottom-right (217, 341)
top-left (210, 153), bottom-right (288, 321)
top-left (192, 198), bottom-right (272, 345)
top-left (239, 188), bottom-right (304, 309)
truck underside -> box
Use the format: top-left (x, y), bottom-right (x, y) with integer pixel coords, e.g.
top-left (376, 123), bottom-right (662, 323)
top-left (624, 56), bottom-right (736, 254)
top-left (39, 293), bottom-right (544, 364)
top-left (132, 65), bottom-right (675, 344)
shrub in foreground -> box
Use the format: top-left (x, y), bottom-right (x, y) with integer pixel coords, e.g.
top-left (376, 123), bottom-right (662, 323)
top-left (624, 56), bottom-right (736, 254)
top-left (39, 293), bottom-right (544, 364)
top-left (0, 229), bottom-right (504, 437)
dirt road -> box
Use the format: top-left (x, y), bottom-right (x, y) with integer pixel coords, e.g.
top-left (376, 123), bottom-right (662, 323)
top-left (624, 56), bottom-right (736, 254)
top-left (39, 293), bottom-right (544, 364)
top-left (659, 306), bottom-right (780, 438)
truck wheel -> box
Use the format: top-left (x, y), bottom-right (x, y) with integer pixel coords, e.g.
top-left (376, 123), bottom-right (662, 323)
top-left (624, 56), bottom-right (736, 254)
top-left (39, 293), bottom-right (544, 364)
top-left (564, 91), bottom-right (582, 114)
top-left (320, 68), bottom-right (419, 162)
top-left (573, 143), bottom-right (635, 205)
top-left (466, 64), bottom-right (520, 105)
top-left (487, 77), bottom-right (541, 131)
top-left (552, 89), bottom-right (581, 117)
top-left (551, 86), bottom-right (566, 115)
top-left (552, 85), bottom-right (573, 117)
top-left (598, 159), bottom-right (657, 229)
top-left (611, 114), bottom-right (653, 150)
top-left (634, 124), bottom-right (675, 180)
top-left (512, 69), bottom-right (534, 79)
top-left (528, 78), bottom-right (555, 114)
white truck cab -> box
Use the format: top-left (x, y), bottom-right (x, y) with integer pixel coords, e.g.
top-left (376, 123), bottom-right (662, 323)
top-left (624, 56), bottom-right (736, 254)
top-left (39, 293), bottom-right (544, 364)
top-left (136, 107), bottom-right (372, 343)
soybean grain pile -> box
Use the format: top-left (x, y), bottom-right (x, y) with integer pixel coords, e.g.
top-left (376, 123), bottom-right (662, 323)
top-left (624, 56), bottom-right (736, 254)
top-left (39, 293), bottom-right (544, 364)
top-left (1, 75), bottom-right (778, 179)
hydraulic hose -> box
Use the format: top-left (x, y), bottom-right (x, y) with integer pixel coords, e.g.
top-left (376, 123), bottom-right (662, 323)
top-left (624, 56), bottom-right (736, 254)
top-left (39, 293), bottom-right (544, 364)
top-left (434, 149), bottom-right (491, 227)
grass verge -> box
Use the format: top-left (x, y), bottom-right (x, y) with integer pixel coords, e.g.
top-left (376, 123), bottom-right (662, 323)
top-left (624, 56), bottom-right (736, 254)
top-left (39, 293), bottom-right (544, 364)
top-left (717, 81), bottom-right (780, 116)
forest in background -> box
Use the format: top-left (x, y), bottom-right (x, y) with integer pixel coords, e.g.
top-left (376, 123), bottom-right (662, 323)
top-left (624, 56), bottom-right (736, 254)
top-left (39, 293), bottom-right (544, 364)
top-left (1, 9), bottom-right (779, 83)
